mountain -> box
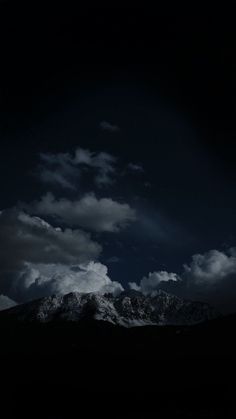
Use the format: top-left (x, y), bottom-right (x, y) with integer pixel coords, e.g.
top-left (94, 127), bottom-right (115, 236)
top-left (0, 289), bottom-right (218, 327)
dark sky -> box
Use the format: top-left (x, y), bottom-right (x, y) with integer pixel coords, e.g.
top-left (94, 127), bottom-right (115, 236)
top-left (0, 2), bottom-right (235, 312)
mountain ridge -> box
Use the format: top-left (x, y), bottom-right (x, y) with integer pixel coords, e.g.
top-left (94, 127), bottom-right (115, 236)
top-left (0, 289), bottom-right (218, 327)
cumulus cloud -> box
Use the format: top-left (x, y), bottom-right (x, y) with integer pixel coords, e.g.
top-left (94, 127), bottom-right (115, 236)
top-left (0, 209), bottom-right (101, 299)
top-left (38, 148), bottom-right (117, 189)
top-left (12, 261), bottom-right (123, 302)
top-left (129, 271), bottom-right (180, 296)
top-left (27, 192), bottom-right (136, 232)
top-left (183, 249), bottom-right (236, 285)
top-left (130, 248), bottom-right (236, 313)
top-left (99, 121), bottom-right (120, 132)
top-left (0, 295), bottom-right (17, 311)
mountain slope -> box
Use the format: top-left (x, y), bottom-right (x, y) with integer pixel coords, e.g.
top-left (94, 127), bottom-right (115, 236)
top-left (0, 290), bottom-right (218, 327)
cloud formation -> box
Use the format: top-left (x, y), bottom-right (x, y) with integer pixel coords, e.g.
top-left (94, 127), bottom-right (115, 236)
top-left (38, 148), bottom-right (117, 189)
top-left (0, 209), bottom-right (101, 299)
top-left (0, 209), bottom-right (101, 268)
top-left (184, 249), bottom-right (236, 285)
top-left (1, 206), bottom-right (235, 313)
top-left (129, 248), bottom-right (236, 313)
top-left (27, 192), bottom-right (136, 232)
top-left (129, 271), bottom-right (180, 296)
top-left (12, 261), bottom-right (123, 302)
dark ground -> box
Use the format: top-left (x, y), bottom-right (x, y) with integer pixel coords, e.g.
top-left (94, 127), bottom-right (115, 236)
top-left (0, 315), bottom-right (235, 418)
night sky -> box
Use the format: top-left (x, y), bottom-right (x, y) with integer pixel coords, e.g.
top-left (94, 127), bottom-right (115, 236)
top-left (0, 2), bottom-right (234, 312)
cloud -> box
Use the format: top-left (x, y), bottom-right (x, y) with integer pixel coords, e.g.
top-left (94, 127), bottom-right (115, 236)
top-left (129, 271), bottom-right (180, 296)
top-left (38, 148), bottom-right (117, 189)
top-left (127, 163), bottom-right (144, 173)
top-left (0, 209), bottom-right (102, 299)
top-left (39, 152), bottom-right (78, 190)
top-left (183, 249), bottom-right (236, 285)
top-left (130, 248), bottom-right (236, 313)
top-left (0, 295), bottom-right (17, 311)
top-left (74, 148), bottom-right (117, 186)
top-left (99, 121), bottom-right (120, 132)
top-left (39, 168), bottom-right (76, 190)
top-left (12, 261), bottom-right (123, 302)
top-left (27, 192), bottom-right (136, 232)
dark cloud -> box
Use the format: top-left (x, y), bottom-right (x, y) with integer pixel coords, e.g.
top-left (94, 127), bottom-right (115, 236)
top-left (27, 192), bottom-right (136, 232)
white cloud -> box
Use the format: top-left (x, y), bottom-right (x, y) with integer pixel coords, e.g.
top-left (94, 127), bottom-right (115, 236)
top-left (0, 295), bottom-right (17, 311)
top-left (129, 247), bottom-right (236, 313)
top-left (13, 261), bottom-right (123, 301)
top-left (0, 209), bottom-right (102, 301)
top-left (129, 271), bottom-right (179, 296)
top-left (183, 248), bottom-right (236, 285)
top-left (28, 192), bottom-right (136, 232)
top-left (130, 248), bottom-right (236, 298)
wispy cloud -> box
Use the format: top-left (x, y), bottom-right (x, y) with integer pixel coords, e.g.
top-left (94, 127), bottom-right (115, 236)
top-left (99, 120), bottom-right (120, 132)
top-left (127, 163), bottom-right (144, 173)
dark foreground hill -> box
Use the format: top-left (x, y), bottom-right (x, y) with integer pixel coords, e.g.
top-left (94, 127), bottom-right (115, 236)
top-left (0, 301), bottom-right (235, 418)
